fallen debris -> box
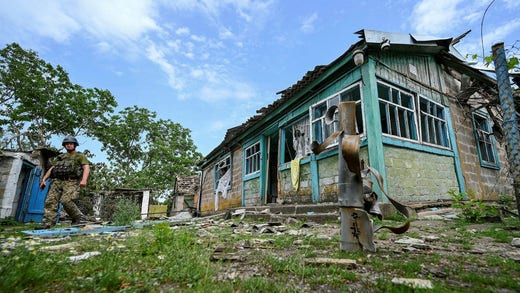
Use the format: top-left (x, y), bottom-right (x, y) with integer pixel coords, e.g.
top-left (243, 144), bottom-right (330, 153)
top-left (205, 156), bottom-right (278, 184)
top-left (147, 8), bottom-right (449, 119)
top-left (68, 251), bottom-right (101, 262)
top-left (392, 277), bottom-right (433, 289)
top-left (304, 257), bottom-right (357, 269)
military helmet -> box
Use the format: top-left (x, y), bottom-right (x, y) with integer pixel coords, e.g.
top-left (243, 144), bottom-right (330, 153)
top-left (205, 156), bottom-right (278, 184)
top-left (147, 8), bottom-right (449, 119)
top-left (62, 135), bottom-right (79, 146)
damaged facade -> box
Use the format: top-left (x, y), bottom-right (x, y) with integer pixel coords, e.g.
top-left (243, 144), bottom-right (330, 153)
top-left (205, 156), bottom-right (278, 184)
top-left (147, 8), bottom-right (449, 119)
top-left (0, 149), bottom-right (57, 221)
top-left (196, 29), bottom-right (515, 214)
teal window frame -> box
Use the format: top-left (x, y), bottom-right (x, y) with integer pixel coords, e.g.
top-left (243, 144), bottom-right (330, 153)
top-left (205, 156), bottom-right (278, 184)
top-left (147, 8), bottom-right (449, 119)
top-left (472, 112), bottom-right (499, 168)
top-left (377, 80), bottom-right (451, 149)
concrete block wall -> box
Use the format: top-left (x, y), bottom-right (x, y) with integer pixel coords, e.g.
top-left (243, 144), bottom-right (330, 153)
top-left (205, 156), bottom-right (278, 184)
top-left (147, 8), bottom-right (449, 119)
top-left (449, 103), bottom-right (513, 199)
top-left (384, 146), bottom-right (459, 202)
top-left (279, 162), bottom-right (313, 203)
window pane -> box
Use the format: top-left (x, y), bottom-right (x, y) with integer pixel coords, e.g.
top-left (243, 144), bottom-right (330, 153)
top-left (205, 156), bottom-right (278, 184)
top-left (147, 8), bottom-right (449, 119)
top-left (313, 102), bottom-right (327, 120)
top-left (311, 82), bottom-right (364, 145)
top-left (378, 83), bottom-right (390, 101)
top-left (244, 142), bottom-right (261, 175)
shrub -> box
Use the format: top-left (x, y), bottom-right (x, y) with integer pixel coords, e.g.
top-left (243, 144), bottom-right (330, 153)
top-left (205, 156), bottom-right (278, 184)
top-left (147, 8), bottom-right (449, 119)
top-left (449, 190), bottom-right (499, 223)
top-left (112, 198), bottom-right (141, 225)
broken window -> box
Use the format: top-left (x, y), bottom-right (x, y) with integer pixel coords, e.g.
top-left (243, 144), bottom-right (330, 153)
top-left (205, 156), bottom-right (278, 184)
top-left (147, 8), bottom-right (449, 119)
top-left (244, 142), bottom-right (261, 175)
top-left (310, 82), bottom-right (363, 146)
top-left (419, 97), bottom-right (450, 148)
top-left (378, 82), bottom-right (418, 140)
top-left (473, 112), bottom-right (498, 167)
top-left (283, 116), bottom-right (311, 163)
top-left (214, 155), bottom-right (231, 192)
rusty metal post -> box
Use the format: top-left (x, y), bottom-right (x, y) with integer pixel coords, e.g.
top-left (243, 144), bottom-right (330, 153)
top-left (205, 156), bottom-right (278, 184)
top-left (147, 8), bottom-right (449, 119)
top-left (492, 43), bottom-right (520, 215)
top-left (337, 102), bottom-right (375, 252)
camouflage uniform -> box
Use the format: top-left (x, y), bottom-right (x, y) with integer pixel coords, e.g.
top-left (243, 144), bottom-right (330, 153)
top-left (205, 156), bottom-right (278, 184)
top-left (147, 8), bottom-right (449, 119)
top-left (42, 152), bottom-right (89, 227)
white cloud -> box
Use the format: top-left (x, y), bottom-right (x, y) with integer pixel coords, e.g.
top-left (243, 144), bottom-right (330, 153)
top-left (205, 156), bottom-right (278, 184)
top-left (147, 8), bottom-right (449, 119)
top-left (176, 27), bottom-right (190, 36)
top-left (0, 0), bottom-right (80, 42)
top-left (482, 19), bottom-right (520, 48)
top-left (74, 0), bottom-right (160, 42)
top-left (411, 0), bottom-right (464, 35)
top-left (208, 120), bottom-right (227, 131)
top-left (300, 13), bottom-right (318, 34)
top-left (503, 0), bottom-right (520, 9)
top-left (145, 43), bottom-right (184, 91)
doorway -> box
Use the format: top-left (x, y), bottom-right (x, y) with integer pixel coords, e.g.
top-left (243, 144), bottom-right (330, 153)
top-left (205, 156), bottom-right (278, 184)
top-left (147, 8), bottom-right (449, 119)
top-left (266, 133), bottom-right (279, 203)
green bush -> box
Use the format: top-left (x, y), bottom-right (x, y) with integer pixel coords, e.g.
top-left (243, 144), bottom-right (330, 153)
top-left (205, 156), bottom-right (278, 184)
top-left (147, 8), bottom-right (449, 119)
top-left (449, 190), bottom-right (499, 223)
top-left (112, 198), bottom-right (141, 225)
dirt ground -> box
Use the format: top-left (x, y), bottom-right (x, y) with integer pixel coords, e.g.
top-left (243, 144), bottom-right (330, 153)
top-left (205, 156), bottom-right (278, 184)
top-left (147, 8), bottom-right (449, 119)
top-left (206, 207), bottom-right (520, 291)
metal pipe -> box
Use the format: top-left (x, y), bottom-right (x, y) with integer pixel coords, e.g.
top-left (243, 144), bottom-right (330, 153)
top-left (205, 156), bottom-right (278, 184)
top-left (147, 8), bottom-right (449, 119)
top-left (337, 102), bottom-right (375, 252)
top-left (492, 43), bottom-right (520, 215)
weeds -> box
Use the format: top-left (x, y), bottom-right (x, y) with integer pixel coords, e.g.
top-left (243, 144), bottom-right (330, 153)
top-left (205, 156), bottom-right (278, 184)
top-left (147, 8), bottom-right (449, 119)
top-left (449, 190), bottom-right (499, 223)
top-left (1, 214), bottom-right (520, 292)
top-left (112, 197), bottom-right (141, 225)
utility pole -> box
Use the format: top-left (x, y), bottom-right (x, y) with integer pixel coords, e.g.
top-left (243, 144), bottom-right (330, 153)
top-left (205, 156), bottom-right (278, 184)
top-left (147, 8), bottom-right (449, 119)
top-left (492, 42), bottom-right (520, 215)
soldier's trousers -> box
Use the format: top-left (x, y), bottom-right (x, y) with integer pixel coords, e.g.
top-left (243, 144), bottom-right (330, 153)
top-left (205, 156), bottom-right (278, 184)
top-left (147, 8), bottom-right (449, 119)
top-left (42, 179), bottom-right (83, 226)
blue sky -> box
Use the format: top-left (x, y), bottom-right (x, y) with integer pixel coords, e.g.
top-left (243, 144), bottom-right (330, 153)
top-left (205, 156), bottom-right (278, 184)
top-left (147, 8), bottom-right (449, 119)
top-left (1, 0), bottom-right (519, 159)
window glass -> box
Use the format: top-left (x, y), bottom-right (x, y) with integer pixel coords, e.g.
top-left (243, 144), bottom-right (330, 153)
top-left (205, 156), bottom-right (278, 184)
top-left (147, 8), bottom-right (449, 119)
top-left (378, 82), bottom-right (418, 140)
top-left (473, 113), bottom-right (497, 165)
top-left (418, 97), bottom-right (449, 147)
top-left (214, 155), bottom-right (231, 190)
top-left (283, 116), bottom-right (311, 163)
top-left (245, 142), bottom-right (261, 175)
top-left (310, 83), bottom-right (363, 146)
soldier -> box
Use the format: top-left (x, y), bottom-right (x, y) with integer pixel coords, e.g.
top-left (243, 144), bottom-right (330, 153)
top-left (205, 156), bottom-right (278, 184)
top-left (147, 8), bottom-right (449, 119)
top-left (36, 136), bottom-right (96, 229)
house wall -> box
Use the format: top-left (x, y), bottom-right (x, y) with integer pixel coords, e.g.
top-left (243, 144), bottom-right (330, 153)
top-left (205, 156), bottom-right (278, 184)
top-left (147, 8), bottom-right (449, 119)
top-left (279, 161), bottom-right (313, 203)
top-left (384, 146), bottom-right (459, 201)
top-left (199, 49), bottom-right (514, 211)
top-left (0, 156), bottom-right (18, 218)
top-left (198, 147), bottom-right (243, 213)
top-left (0, 151), bottom-right (38, 218)
top-left (278, 147), bottom-right (370, 204)
top-left (449, 101), bottom-right (513, 199)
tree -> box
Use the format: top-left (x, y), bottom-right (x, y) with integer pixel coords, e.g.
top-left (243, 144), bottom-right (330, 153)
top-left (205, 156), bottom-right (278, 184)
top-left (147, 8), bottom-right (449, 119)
top-left (0, 43), bottom-right (117, 150)
top-left (92, 106), bottom-right (203, 198)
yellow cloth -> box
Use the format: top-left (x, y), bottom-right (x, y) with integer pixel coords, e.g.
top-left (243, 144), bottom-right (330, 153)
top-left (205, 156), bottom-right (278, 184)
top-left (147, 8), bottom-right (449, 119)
top-left (291, 158), bottom-right (302, 191)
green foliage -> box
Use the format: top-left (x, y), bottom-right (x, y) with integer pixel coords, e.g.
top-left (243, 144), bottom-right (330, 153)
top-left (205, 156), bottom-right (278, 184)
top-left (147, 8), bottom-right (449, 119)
top-left (449, 190), bottom-right (499, 223)
top-left (466, 40), bottom-right (520, 72)
top-left (0, 43), bottom-right (117, 150)
top-left (91, 106), bottom-right (203, 197)
top-left (0, 216), bottom-right (19, 226)
top-left (112, 198), bottom-right (140, 226)
top-left (0, 43), bottom-right (202, 199)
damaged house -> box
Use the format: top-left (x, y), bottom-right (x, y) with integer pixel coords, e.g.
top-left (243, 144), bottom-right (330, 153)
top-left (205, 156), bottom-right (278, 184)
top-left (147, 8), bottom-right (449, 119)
top-left (196, 29), bottom-right (515, 214)
top-left (0, 149), bottom-right (58, 222)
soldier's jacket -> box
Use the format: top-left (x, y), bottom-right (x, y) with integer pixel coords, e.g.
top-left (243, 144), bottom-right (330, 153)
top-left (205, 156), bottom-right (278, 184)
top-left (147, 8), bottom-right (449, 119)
top-left (50, 152), bottom-right (89, 180)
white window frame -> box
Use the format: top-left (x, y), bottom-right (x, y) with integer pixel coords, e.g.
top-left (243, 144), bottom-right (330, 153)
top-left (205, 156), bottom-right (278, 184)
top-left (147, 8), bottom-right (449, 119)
top-left (418, 96), bottom-right (450, 148)
top-left (244, 141), bottom-right (261, 175)
top-left (378, 81), bottom-right (418, 142)
top-left (310, 82), bottom-right (364, 146)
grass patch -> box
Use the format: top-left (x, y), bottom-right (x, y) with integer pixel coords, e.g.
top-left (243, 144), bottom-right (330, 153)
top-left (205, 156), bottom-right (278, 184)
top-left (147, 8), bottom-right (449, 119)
top-left (2, 214), bottom-right (520, 292)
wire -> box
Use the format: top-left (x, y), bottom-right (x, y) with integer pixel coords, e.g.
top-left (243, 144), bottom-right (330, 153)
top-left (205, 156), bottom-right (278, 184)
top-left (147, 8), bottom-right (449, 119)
top-left (481, 0), bottom-right (497, 63)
